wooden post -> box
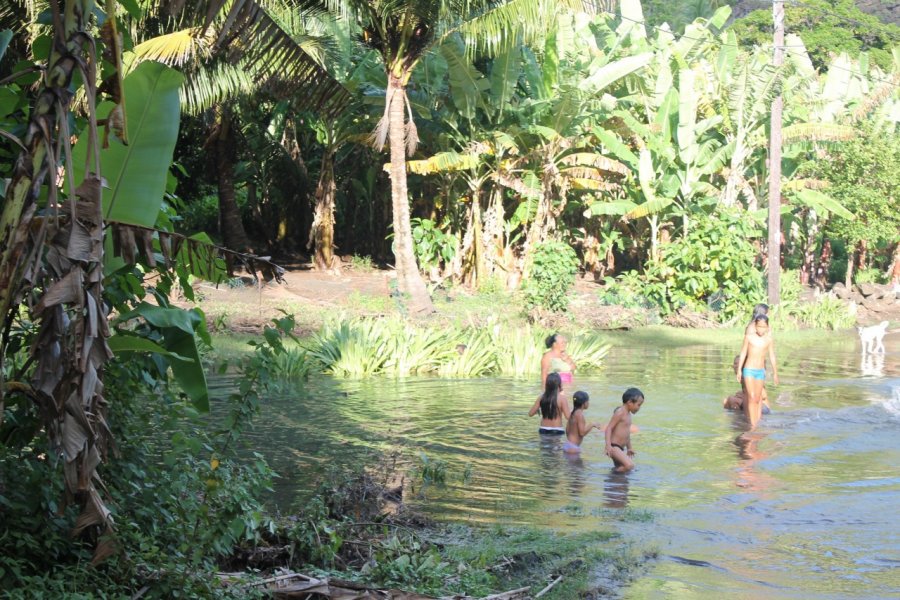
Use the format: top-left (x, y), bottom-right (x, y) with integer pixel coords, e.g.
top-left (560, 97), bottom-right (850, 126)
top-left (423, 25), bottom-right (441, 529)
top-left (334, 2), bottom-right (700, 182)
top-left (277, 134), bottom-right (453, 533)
top-left (767, 0), bottom-right (785, 305)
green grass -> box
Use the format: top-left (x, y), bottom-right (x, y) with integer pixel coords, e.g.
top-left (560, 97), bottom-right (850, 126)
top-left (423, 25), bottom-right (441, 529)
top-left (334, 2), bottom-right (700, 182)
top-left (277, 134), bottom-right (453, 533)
top-left (424, 524), bottom-right (643, 598)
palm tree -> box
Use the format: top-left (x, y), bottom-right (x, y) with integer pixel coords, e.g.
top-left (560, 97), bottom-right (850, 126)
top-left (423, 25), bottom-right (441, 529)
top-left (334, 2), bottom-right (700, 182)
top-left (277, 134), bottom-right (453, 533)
top-left (128, 0), bottom-right (350, 255)
top-left (314, 0), bottom-right (579, 313)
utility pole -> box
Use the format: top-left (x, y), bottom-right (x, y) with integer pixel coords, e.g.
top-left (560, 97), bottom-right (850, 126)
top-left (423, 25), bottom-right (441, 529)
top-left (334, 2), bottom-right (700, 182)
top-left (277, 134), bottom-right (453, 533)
top-left (767, 0), bottom-right (785, 305)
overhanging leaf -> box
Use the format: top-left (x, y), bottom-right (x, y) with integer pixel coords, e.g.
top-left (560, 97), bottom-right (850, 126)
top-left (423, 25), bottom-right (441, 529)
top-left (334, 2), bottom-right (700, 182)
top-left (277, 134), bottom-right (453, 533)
top-left (72, 61), bottom-right (184, 227)
top-left (107, 333), bottom-right (190, 360)
top-left (792, 189), bottom-right (855, 220)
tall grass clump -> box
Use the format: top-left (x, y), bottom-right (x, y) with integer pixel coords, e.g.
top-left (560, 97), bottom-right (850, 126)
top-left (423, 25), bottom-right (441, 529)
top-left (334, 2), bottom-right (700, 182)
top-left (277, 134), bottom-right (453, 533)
top-left (306, 317), bottom-right (610, 378)
top-left (271, 347), bottom-right (313, 379)
top-left (307, 319), bottom-right (392, 377)
top-left (438, 328), bottom-right (497, 377)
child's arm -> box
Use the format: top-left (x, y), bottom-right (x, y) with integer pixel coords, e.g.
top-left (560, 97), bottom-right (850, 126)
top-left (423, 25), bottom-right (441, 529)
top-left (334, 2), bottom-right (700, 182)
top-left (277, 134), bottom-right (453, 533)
top-left (577, 412), bottom-right (596, 437)
top-left (768, 341), bottom-right (779, 385)
top-left (627, 421), bottom-right (636, 456)
top-left (528, 395), bottom-right (541, 417)
top-left (736, 336), bottom-right (750, 383)
top-left (604, 409), bottom-right (623, 455)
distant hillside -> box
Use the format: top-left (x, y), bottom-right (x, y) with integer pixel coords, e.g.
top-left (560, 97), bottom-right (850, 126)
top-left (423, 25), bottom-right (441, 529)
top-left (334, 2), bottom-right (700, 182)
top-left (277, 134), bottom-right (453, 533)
top-left (733, 0), bottom-right (899, 25)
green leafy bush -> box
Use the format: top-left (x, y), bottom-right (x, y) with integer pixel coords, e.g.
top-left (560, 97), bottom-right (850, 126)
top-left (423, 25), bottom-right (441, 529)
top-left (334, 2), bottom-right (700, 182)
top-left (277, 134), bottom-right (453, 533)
top-left (523, 240), bottom-right (580, 312)
top-left (854, 268), bottom-right (887, 285)
top-left (598, 271), bottom-right (666, 312)
top-left (657, 211), bottom-right (763, 321)
top-left (793, 295), bottom-right (856, 330)
top-left (350, 255), bottom-right (376, 272)
top-left (411, 218), bottom-right (457, 271)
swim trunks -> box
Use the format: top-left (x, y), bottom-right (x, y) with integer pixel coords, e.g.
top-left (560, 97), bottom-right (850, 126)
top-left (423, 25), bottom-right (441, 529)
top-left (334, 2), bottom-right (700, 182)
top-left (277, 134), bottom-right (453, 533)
top-left (539, 426), bottom-right (565, 435)
top-left (742, 367), bottom-right (766, 381)
top-left (562, 440), bottom-right (581, 453)
top-left (610, 443), bottom-right (626, 452)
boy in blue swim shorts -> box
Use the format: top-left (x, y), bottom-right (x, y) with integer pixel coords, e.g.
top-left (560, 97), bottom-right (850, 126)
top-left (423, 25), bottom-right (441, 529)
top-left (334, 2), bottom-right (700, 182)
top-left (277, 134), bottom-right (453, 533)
top-left (736, 315), bottom-right (779, 429)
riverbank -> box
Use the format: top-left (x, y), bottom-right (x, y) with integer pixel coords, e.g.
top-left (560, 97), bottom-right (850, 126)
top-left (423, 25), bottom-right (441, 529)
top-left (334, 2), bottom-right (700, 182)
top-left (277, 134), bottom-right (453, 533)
top-left (217, 460), bottom-right (655, 599)
top-left (181, 264), bottom-right (894, 344)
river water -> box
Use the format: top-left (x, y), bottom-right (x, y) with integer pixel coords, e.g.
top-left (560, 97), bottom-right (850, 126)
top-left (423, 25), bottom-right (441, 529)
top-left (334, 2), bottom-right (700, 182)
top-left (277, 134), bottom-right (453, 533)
top-left (216, 329), bottom-right (900, 598)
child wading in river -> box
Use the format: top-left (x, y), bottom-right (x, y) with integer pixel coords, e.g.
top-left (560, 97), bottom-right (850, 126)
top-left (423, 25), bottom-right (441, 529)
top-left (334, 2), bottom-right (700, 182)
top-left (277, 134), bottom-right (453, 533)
top-left (605, 388), bottom-right (645, 472)
top-left (736, 314), bottom-right (779, 429)
top-left (563, 391), bottom-right (602, 453)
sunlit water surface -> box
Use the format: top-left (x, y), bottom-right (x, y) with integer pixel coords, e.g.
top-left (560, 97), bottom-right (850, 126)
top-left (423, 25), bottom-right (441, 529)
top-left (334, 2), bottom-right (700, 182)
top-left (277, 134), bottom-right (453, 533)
top-left (211, 331), bottom-right (900, 598)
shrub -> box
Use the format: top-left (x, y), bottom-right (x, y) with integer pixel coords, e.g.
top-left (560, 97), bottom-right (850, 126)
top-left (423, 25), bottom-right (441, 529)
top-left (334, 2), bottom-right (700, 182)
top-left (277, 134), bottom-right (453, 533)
top-left (656, 210), bottom-right (764, 322)
top-left (855, 267), bottom-right (887, 285)
top-left (523, 240), bottom-right (579, 313)
top-left (411, 218), bottom-right (457, 272)
top-left (350, 255), bottom-right (375, 272)
top-left (793, 295), bottom-right (856, 330)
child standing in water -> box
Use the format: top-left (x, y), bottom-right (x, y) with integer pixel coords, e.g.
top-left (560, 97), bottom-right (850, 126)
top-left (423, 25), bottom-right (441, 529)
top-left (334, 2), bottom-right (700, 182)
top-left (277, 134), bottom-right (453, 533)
top-left (605, 388), bottom-right (645, 472)
top-left (724, 355), bottom-right (771, 414)
top-left (529, 372), bottom-right (571, 435)
top-left (563, 391), bottom-right (602, 453)
top-left (736, 314), bottom-right (779, 429)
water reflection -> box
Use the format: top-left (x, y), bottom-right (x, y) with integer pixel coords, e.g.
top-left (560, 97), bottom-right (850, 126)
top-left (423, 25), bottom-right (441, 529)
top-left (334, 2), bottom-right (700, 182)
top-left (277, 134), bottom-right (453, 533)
top-left (733, 429), bottom-right (775, 494)
top-left (861, 352), bottom-right (885, 378)
top-left (563, 452), bottom-right (587, 499)
top-left (603, 470), bottom-right (630, 508)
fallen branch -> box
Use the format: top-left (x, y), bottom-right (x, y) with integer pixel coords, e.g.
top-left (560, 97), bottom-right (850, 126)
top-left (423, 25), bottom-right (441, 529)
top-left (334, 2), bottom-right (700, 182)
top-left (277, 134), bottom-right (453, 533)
top-left (534, 575), bottom-right (563, 598)
top-left (476, 587), bottom-right (531, 600)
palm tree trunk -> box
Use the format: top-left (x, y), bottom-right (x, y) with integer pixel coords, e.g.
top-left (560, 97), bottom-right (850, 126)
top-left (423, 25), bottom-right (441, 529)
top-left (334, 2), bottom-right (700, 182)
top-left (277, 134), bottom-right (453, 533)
top-left (387, 76), bottom-right (433, 313)
top-left (214, 107), bottom-right (252, 254)
top-left (308, 149), bottom-right (336, 271)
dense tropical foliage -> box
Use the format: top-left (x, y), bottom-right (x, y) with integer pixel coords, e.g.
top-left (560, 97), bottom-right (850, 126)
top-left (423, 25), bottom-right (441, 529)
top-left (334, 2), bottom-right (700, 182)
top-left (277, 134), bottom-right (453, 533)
top-left (1, 0), bottom-right (898, 595)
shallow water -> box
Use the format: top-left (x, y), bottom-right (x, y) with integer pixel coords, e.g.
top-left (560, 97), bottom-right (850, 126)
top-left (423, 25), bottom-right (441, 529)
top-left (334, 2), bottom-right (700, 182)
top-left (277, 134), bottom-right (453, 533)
top-left (216, 330), bottom-right (900, 598)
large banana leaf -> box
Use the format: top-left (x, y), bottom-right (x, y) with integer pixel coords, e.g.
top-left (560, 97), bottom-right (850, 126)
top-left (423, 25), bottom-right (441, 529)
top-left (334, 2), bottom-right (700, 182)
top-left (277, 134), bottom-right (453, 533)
top-left (490, 47), bottom-right (521, 114)
top-left (0, 29), bottom-right (11, 60)
top-left (583, 53), bottom-right (652, 95)
top-left (586, 199), bottom-right (637, 217)
top-left (594, 128), bottom-right (638, 168)
top-left (72, 61), bottom-right (183, 228)
top-left (407, 151), bottom-right (480, 175)
top-left (617, 0), bottom-right (646, 41)
top-left (542, 31), bottom-right (559, 97)
top-left (677, 69), bottom-right (698, 164)
top-left (791, 189), bottom-right (855, 220)
top-left (116, 302), bottom-right (210, 411)
top-left (441, 40), bottom-right (490, 120)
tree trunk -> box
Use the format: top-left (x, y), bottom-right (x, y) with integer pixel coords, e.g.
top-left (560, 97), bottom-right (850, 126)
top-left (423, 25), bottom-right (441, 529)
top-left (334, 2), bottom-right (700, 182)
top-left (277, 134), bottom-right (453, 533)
top-left (0, 0), bottom-right (114, 562)
top-left (815, 238), bottom-right (832, 289)
top-left (889, 242), bottom-right (900, 287)
top-left (857, 239), bottom-right (868, 272)
top-left (307, 149), bottom-right (337, 271)
top-left (214, 107), bottom-right (252, 254)
top-left (483, 188), bottom-right (505, 279)
top-left (387, 76), bottom-right (434, 313)
top-left (649, 215), bottom-right (659, 262)
top-left (845, 246), bottom-right (856, 288)
top-left (799, 211), bottom-right (818, 286)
